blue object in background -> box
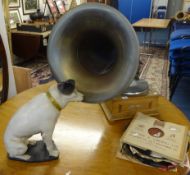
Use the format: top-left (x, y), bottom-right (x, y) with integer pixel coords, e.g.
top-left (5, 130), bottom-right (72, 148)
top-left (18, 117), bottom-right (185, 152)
top-left (169, 14), bottom-right (190, 123)
top-left (173, 21), bottom-right (190, 30)
top-left (118, 0), bottom-right (152, 23)
top-left (170, 29), bottom-right (190, 41)
top-left (157, 10), bottom-right (166, 19)
top-left (118, 0), bottom-right (131, 22)
top-left (171, 76), bottom-right (190, 120)
top-left (169, 28), bottom-right (190, 103)
top-left (169, 37), bottom-right (190, 76)
top-left (155, 6), bottom-right (167, 19)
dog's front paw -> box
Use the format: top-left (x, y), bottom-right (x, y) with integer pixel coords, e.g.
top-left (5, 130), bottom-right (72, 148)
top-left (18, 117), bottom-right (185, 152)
top-left (49, 150), bottom-right (59, 157)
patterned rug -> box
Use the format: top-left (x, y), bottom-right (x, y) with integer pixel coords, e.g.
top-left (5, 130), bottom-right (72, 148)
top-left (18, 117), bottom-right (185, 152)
top-left (18, 58), bottom-right (53, 87)
top-left (139, 47), bottom-right (170, 99)
top-left (31, 65), bottom-right (52, 87)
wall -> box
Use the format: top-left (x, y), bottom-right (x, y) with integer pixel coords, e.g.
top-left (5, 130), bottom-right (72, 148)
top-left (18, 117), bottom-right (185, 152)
top-left (183, 0), bottom-right (190, 11)
top-left (0, 1), bottom-right (17, 98)
top-left (154, 0), bottom-right (168, 6)
top-left (17, 0), bottom-right (64, 21)
top-left (16, 0), bottom-right (85, 22)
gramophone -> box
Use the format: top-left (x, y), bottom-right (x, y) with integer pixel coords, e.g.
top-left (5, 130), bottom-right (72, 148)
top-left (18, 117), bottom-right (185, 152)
top-left (47, 3), bottom-right (139, 103)
top-left (4, 3), bottom-right (141, 162)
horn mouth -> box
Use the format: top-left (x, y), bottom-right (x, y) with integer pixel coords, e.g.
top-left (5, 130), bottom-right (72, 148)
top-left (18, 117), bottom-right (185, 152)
top-left (75, 29), bottom-right (118, 76)
top-left (48, 3), bottom-right (139, 103)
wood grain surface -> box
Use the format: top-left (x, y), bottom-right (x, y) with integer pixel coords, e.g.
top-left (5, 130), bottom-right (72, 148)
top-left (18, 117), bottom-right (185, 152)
top-left (11, 29), bottom-right (51, 38)
top-left (0, 82), bottom-right (189, 175)
top-left (133, 18), bottom-right (171, 29)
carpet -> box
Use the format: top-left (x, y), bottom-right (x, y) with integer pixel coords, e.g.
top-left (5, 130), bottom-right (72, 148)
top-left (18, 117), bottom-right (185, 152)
top-left (31, 64), bottom-right (52, 87)
top-left (18, 58), bottom-right (53, 87)
top-left (139, 47), bottom-right (170, 99)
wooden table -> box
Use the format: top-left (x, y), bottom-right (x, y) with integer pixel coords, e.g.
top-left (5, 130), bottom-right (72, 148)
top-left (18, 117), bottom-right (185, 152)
top-left (11, 29), bottom-right (51, 38)
top-left (133, 18), bottom-right (171, 54)
top-left (133, 18), bottom-right (171, 29)
top-left (0, 82), bottom-right (189, 175)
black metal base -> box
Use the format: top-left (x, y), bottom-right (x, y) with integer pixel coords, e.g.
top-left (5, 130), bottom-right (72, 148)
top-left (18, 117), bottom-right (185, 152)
top-left (8, 141), bottom-right (59, 162)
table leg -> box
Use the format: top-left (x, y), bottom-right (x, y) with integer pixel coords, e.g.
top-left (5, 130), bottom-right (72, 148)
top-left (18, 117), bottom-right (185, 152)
top-left (140, 28), bottom-right (152, 56)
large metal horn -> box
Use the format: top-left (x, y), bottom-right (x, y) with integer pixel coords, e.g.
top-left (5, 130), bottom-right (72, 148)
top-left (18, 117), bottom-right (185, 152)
top-left (47, 3), bottom-right (139, 103)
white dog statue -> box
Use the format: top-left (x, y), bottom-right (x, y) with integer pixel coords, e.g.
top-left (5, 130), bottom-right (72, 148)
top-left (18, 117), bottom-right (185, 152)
top-left (4, 80), bottom-right (83, 162)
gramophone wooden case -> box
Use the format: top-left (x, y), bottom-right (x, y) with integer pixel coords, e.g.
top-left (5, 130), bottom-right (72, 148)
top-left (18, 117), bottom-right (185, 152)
top-left (101, 94), bottom-right (159, 121)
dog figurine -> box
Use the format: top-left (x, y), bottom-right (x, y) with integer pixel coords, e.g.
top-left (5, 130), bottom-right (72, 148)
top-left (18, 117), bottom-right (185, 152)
top-left (4, 80), bottom-right (83, 161)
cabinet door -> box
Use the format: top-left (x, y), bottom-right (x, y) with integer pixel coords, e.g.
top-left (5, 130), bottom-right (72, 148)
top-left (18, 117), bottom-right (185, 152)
top-left (118, 0), bottom-right (152, 23)
top-left (118, 0), bottom-right (133, 22)
top-left (131, 0), bottom-right (152, 23)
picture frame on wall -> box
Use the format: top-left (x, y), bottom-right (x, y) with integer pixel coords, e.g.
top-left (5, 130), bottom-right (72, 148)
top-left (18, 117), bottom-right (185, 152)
top-left (46, 0), bottom-right (59, 16)
top-left (9, 9), bottom-right (22, 29)
top-left (55, 0), bottom-right (66, 14)
top-left (22, 0), bottom-right (39, 15)
top-left (9, 0), bottom-right (20, 8)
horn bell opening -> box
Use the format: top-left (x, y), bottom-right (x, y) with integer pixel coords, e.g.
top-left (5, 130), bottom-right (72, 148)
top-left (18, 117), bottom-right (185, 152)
top-left (48, 3), bottom-right (139, 103)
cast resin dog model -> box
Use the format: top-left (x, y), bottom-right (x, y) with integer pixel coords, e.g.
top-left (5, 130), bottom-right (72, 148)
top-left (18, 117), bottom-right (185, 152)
top-left (4, 80), bottom-right (83, 161)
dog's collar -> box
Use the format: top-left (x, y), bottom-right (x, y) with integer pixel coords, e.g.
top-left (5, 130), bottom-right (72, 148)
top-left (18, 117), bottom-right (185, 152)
top-left (46, 91), bottom-right (62, 111)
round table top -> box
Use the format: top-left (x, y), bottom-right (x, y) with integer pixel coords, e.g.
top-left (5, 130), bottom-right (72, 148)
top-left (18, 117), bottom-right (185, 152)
top-left (0, 82), bottom-right (189, 175)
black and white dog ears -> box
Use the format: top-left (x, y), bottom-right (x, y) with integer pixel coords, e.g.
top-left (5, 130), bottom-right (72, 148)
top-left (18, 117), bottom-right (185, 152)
top-left (57, 79), bottom-right (75, 95)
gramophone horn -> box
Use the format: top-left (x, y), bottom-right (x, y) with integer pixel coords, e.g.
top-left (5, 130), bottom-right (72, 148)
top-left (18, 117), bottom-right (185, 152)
top-left (47, 3), bottom-right (139, 103)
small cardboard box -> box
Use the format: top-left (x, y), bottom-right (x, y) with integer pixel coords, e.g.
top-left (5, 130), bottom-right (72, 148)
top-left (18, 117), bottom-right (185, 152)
top-left (101, 94), bottom-right (159, 121)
